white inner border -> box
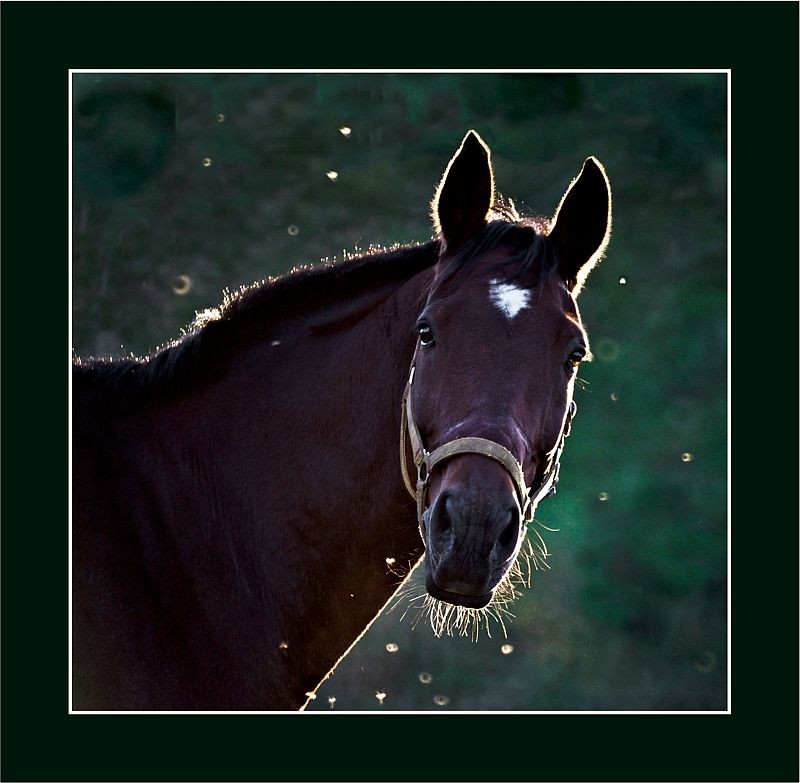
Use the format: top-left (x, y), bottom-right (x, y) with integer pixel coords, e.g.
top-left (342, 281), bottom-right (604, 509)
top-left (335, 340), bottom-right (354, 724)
top-left (69, 68), bottom-right (732, 716)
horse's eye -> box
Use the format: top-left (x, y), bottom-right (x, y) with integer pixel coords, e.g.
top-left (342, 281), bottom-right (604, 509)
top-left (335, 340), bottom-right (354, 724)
top-left (566, 347), bottom-right (586, 371)
top-left (417, 322), bottom-right (435, 346)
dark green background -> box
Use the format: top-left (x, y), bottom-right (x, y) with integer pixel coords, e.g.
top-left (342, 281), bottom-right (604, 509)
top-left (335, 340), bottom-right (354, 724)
top-left (72, 71), bottom-right (728, 711)
top-left (2, 3), bottom-right (797, 782)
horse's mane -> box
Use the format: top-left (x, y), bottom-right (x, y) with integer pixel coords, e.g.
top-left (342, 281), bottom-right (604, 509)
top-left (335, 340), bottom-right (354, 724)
top-left (432, 201), bottom-right (558, 293)
top-left (72, 240), bottom-right (441, 406)
top-left (72, 202), bottom-right (558, 408)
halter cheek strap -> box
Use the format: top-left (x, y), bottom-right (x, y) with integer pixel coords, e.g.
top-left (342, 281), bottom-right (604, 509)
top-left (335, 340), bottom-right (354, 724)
top-left (400, 355), bottom-right (576, 526)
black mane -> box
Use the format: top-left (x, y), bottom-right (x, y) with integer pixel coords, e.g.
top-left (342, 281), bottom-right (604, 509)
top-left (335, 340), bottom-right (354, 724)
top-left (432, 205), bottom-right (558, 294)
top-left (72, 240), bottom-right (440, 406)
top-left (72, 203), bottom-right (558, 408)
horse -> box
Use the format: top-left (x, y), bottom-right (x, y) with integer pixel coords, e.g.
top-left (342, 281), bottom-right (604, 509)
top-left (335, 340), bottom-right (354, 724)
top-left (71, 130), bottom-right (611, 711)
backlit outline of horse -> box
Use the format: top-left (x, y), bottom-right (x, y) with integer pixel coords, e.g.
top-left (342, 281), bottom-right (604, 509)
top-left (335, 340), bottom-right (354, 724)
top-left (72, 130), bottom-right (611, 710)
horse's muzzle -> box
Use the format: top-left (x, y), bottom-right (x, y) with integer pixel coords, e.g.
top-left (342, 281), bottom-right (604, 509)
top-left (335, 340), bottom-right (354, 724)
top-left (421, 479), bottom-right (523, 608)
top-left (424, 574), bottom-right (495, 609)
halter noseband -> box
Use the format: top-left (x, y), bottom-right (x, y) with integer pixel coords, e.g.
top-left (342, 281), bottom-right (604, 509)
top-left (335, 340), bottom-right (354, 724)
top-left (400, 350), bottom-right (576, 526)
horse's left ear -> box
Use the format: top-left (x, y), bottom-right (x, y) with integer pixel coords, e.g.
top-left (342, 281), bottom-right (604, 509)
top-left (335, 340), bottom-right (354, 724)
top-left (431, 130), bottom-right (494, 253)
top-left (549, 157), bottom-right (612, 295)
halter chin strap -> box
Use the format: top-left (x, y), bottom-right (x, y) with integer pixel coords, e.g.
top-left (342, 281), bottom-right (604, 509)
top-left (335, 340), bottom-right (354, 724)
top-left (400, 355), bottom-right (576, 526)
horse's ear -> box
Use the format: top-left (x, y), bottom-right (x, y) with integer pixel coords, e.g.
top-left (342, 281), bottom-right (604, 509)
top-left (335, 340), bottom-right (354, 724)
top-left (431, 130), bottom-right (494, 253)
top-left (549, 157), bottom-right (612, 295)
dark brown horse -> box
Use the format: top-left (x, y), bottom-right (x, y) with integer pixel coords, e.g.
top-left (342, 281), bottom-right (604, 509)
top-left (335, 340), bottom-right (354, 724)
top-left (71, 131), bottom-right (611, 710)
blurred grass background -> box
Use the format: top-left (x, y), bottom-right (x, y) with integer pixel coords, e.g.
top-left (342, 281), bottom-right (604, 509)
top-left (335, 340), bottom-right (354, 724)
top-left (71, 71), bottom-right (727, 711)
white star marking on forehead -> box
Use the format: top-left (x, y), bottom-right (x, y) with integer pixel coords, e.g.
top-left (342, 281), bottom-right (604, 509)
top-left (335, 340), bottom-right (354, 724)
top-left (489, 279), bottom-right (531, 319)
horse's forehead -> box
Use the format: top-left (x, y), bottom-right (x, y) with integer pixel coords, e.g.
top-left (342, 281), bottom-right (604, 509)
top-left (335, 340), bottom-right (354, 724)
top-left (488, 279), bottom-right (531, 320)
top-left (482, 272), bottom-right (576, 323)
top-left (428, 265), bottom-right (576, 329)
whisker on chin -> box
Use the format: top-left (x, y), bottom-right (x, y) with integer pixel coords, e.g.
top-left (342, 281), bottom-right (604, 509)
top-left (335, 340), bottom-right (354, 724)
top-left (395, 525), bottom-right (554, 640)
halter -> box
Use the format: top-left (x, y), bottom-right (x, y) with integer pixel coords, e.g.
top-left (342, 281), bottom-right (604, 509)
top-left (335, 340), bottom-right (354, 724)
top-left (400, 345), bottom-right (577, 527)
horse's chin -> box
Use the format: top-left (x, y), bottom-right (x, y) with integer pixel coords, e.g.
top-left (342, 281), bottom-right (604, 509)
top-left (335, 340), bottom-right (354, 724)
top-left (425, 575), bottom-right (494, 609)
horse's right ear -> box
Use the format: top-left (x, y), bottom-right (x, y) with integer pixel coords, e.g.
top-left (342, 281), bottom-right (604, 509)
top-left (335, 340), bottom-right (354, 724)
top-left (431, 130), bottom-right (494, 253)
top-left (549, 157), bottom-right (612, 295)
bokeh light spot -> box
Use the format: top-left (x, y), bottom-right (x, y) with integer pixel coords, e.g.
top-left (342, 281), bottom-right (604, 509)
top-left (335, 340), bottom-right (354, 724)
top-left (171, 274), bottom-right (192, 296)
top-left (595, 338), bottom-right (619, 363)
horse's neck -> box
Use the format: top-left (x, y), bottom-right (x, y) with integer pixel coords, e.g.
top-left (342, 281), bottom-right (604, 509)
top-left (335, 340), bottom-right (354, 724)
top-left (143, 262), bottom-right (432, 707)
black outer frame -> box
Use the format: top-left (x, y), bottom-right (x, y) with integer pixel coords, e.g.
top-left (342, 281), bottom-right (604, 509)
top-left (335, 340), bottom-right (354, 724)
top-left (1, 2), bottom-right (797, 781)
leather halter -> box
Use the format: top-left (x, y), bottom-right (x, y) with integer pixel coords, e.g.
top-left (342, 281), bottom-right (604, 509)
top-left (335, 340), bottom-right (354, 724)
top-left (400, 345), bottom-right (577, 526)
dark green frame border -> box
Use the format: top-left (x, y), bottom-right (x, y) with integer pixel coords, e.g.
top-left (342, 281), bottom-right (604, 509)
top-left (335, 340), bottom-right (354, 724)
top-left (2, 2), bottom-right (797, 781)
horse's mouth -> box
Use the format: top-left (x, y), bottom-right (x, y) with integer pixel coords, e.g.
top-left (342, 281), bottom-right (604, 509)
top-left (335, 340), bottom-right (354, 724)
top-left (425, 575), bottom-right (494, 609)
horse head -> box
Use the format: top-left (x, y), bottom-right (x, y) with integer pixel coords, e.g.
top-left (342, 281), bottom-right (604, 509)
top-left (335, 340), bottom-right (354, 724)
top-left (405, 130), bottom-right (611, 611)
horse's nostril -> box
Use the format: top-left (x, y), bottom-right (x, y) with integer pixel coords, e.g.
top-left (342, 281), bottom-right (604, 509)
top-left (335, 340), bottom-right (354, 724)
top-left (498, 510), bottom-right (518, 549)
top-left (439, 494), bottom-right (454, 532)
